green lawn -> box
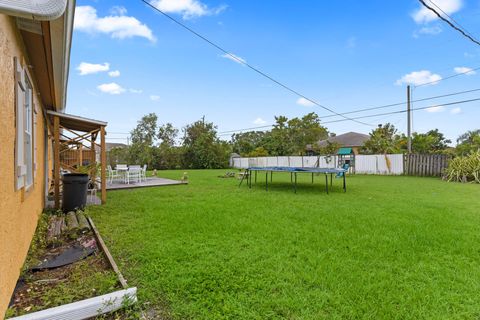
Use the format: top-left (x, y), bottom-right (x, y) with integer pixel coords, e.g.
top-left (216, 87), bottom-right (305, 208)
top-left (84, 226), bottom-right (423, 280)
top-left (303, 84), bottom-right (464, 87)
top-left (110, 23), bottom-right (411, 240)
top-left (87, 170), bottom-right (480, 319)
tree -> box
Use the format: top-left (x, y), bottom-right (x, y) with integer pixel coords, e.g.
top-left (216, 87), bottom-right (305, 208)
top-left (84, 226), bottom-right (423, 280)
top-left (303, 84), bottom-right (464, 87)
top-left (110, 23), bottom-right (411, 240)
top-left (456, 129), bottom-right (480, 155)
top-left (182, 119), bottom-right (231, 169)
top-left (108, 146), bottom-right (129, 167)
top-left (412, 129), bottom-right (451, 153)
top-left (245, 147), bottom-right (269, 157)
top-left (261, 113), bottom-right (329, 156)
top-left (130, 113), bottom-right (158, 145)
top-left (158, 123), bottom-right (178, 147)
top-left (231, 131), bottom-right (267, 156)
top-left (128, 113), bottom-right (158, 166)
top-left (287, 113), bottom-right (329, 155)
top-left (153, 122), bottom-right (181, 169)
top-left (362, 123), bottom-right (402, 154)
top-left (316, 141), bottom-right (341, 155)
top-left (397, 129), bottom-right (451, 154)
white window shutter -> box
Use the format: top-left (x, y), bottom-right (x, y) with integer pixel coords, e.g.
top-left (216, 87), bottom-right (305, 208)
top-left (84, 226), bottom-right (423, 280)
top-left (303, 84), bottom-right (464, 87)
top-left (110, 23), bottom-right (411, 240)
top-left (33, 104), bottom-right (38, 179)
top-left (14, 57), bottom-right (26, 190)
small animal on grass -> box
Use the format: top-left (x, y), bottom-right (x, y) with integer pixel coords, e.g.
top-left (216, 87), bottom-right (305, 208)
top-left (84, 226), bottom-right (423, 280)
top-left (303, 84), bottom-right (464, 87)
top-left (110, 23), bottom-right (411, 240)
top-left (181, 172), bottom-right (188, 182)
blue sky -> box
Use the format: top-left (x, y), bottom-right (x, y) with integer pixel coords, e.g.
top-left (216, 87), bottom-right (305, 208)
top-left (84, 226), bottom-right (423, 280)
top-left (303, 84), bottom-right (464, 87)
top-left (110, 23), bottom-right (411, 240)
top-left (67, 0), bottom-right (480, 144)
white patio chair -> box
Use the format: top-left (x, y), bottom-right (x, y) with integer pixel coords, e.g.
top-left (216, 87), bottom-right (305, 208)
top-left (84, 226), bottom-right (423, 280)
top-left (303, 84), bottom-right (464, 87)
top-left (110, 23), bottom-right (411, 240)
top-left (107, 165), bottom-right (120, 183)
top-left (128, 165), bottom-right (142, 184)
top-left (115, 164), bottom-right (128, 183)
top-left (141, 164), bottom-right (147, 182)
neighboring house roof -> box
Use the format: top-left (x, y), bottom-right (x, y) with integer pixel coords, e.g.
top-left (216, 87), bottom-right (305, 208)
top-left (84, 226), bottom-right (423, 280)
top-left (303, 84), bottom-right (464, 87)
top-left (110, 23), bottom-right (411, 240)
top-left (0, 0), bottom-right (75, 111)
top-left (317, 132), bottom-right (370, 148)
top-left (106, 143), bottom-right (127, 151)
top-left (94, 143), bottom-right (127, 153)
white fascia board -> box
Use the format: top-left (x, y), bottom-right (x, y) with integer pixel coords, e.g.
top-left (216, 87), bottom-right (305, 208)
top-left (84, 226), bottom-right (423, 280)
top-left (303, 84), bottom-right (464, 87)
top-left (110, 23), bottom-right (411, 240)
top-left (0, 0), bottom-right (68, 21)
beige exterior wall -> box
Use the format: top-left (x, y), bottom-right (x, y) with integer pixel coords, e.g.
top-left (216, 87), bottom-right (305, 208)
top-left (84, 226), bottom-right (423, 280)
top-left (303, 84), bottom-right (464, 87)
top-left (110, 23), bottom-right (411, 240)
top-left (0, 15), bottom-right (51, 317)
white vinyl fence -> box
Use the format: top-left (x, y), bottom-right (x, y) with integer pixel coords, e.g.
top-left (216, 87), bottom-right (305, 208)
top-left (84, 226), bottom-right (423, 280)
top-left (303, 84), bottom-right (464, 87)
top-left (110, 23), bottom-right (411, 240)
top-left (232, 154), bottom-right (404, 175)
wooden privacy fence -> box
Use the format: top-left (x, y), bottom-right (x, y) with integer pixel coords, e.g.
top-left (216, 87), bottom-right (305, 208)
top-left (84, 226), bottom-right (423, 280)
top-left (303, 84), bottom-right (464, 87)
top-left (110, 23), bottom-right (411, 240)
top-left (60, 149), bottom-right (95, 168)
top-left (404, 154), bottom-right (451, 177)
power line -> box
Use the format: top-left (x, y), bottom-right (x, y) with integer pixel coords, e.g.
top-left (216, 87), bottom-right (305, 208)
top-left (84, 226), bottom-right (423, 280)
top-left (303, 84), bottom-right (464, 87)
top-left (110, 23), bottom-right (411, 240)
top-left (140, 0), bottom-right (373, 127)
top-left (427, 0), bottom-right (478, 40)
top-left (218, 97), bottom-right (480, 135)
top-left (418, 0), bottom-right (480, 46)
top-left (414, 66), bottom-right (480, 88)
top-left (322, 98), bottom-right (480, 124)
top-left (218, 88), bottom-right (480, 134)
top-left (318, 87), bottom-right (480, 118)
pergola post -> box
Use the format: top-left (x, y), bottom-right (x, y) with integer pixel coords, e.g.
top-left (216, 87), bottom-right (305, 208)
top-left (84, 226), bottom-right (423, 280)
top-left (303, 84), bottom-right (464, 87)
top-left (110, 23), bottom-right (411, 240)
top-left (100, 126), bottom-right (107, 204)
top-left (78, 143), bottom-right (83, 167)
top-left (53, 115), bottom-right (60, 209)
top-left (91, 133), bottom-right (96, 185)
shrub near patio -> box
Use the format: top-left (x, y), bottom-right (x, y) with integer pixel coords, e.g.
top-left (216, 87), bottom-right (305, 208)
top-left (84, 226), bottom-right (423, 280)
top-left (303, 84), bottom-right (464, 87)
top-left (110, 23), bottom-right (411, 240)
top-left (87, 170), bottom-right (480, 319)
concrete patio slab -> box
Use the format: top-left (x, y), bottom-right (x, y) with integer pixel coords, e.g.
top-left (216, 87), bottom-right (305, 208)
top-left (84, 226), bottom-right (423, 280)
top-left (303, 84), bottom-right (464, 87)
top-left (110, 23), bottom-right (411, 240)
top-left (106, 177), bottom-right (186, 191)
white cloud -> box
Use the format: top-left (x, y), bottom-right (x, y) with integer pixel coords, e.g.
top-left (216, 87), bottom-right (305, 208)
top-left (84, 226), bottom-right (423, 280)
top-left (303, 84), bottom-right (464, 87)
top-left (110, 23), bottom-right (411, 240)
top-left (395, 70), bottom-right (442, 86)
top-left (150, 0), bottom-right (226, 19)
top-left (110, 6), bottom-right (127, 16)
top-left (74, 6), bottom-right (156, 42)
top-left (454, 66), bottom-right (476, 75)
top-left (451, 107), bottom-right (462, 114)
top-left (253, 117), bottom-right (266, 125)
top-left (129, 88), bottom-right (143, 94)
top-left (412, 0), bottom-right (462, 24)
top-left (150, 95), bottom-right (161, 101)
top-left (108, 70), bottom-right (121, 77)
top-left (221, 53), bottom-right (246, 65)
top-left (97, 82), bottom-right (126, 95)
top-left (77, 62), bottom-right (110, 75)
top-left (425, 105), bottom-right (445, 113)
top-left (296, 97), bottom-right (315, 107)
top-left (413, 25), bottom-right (442, 38)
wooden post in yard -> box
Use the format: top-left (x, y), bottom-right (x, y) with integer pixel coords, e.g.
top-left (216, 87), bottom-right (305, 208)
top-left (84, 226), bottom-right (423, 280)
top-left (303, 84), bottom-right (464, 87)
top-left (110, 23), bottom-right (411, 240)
top-left (100, 126), bottom-right (107, 204)
top-left (91, 133), bottom-right (96, 184)
top-left (54, 116), bottom-right (60, 209)
top-left (78, 144), bottom-right (83, 168)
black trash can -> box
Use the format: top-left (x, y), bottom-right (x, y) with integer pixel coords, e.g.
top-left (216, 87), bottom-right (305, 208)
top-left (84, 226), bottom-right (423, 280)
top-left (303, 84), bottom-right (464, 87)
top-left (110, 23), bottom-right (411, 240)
top-left (62, 173), bottom-right (89, 212)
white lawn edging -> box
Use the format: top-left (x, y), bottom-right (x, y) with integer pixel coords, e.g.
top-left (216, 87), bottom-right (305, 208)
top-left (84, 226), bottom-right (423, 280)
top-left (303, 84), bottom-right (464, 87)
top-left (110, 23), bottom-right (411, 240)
top-left (7, 287), bottom-right (137, 320)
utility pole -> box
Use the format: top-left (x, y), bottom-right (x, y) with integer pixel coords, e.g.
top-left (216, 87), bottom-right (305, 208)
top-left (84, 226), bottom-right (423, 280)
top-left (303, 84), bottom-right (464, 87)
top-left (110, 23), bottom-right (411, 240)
top-left (407, 85), bottom-right (412, 154)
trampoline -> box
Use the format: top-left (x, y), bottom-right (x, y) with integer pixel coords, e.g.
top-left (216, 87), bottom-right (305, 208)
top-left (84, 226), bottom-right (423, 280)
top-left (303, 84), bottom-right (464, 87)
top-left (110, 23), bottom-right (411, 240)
top-left (239, 166), bottom-right (347, 193)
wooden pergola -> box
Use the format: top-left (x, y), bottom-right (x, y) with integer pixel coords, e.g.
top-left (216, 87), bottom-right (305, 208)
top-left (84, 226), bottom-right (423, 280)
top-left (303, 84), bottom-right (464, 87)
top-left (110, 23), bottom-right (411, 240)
top-left (47, 110), bottom-right (108, 209)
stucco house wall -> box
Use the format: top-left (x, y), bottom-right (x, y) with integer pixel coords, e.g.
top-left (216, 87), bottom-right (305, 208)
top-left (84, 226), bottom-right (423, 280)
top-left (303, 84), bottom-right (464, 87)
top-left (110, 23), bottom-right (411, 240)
top-left (0, 14), bottom-right (52, 316)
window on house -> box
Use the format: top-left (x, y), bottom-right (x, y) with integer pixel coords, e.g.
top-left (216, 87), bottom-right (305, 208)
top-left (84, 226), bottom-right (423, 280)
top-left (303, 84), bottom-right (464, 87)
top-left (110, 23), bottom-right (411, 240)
top-left (14, 58), bottom-right (35, 190)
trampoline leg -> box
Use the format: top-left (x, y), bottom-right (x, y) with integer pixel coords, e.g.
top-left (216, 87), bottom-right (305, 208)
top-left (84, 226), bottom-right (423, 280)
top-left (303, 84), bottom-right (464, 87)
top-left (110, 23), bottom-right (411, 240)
top-left (239, 170), bottom-right (246, 187)
top-left (311, 172), bottom-right (314, 183)
top-left (266, 171), bottom-right (268, 191)
top-left (294, 173), bottom-right (297, 194)
top-left (330, 173), bottom-right (333, 187)
top-left (325, 174), bottom-right (329, 194)
top-left (249, 170), bottom-right (252, 189)
top-left (255, 170), bottom-right (257, 184)
top-left (343, 174), bottom-right (346, 192)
